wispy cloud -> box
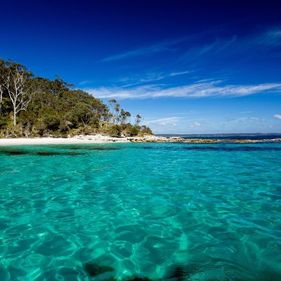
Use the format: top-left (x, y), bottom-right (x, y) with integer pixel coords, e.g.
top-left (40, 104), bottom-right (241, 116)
top-left (169, 70), bottom-right (192, 77)
top-left (181, 27), bottom-right (281, 63)
top-left (85, 81), bottom-right (281, 99)
top-left (78, 80), bottom-right (92, 86)
top-left (102, 37), bottom-right (186, 62)
top-left (274, 114), bottom-right (281, 120)
top-left (187, 36), bottom-right (237, 58)
top-left (190, 121), bottom-right (201, 128)
top-left (102, 27), bottom-right (281, 64)
top-left (148, 115), bottom-right (276, 134)
top-left (117, 69), bottom-right (192, 87)
top-left (259, 28), bottom-right (281, 46)
top-left (147, 116), bottom-right (182, 127)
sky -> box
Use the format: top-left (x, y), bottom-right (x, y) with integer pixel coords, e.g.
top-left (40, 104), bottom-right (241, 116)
top-left (1, 0), bottom-right (281, 134)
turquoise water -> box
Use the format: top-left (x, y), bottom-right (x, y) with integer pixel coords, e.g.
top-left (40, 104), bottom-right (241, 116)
top-left (0, 143), bottom-right (281, 281)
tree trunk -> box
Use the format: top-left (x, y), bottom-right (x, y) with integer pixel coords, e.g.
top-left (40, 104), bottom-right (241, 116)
top-left (13, 110), bottom-right (16, 126)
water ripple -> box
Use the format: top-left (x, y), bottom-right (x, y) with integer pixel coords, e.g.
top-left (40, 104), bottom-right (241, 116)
top-left (0, 143), bottom-right (281, 280)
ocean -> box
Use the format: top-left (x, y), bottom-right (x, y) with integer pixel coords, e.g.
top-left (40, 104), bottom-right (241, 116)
top-left (0, 142), bottom-right (281, 280)
top-left (158, 133), bottom-right (281, 141)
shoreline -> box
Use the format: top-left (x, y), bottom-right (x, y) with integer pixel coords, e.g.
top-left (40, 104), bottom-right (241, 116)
top-left (0, 135), bottom-right (130, 146)
top-left (0, 134), bottom-right (281, 146)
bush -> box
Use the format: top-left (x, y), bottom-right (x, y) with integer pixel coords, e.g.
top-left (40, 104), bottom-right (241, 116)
top-left (107, 125), bottom-right (122, 137)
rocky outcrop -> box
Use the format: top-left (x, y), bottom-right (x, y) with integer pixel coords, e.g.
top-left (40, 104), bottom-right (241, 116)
top-left (128, 135), bottom-right (281, 144)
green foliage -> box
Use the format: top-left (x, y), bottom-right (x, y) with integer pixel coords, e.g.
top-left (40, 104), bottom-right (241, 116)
top-left (139, 125), bottom-right (153, 136)
top-left (0, 58), bottom-right (153, 137)
top-left (107, 124), bottom-right (123, 137)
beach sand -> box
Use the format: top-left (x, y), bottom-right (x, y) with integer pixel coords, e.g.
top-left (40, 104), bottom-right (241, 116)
top-left (0, 135), bottom-right (280, 146)
top-left (0, 135), bottom-right (131, 146)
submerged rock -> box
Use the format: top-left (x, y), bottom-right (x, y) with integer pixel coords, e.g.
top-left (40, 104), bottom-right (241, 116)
top-left (166, 264), bottom-right (200, 281)
top-left (36, 151), bottom-right (83, 156)
top-left (167, 266), bottom-right (186, 281)
top-left (127, 277), bottom-right (152, 281)
top-left (0, 148), bottom-right (84, 156)
top-left (0, 149), bottom-right (27, 156)
top-left (83, 262), bottom-right (114, 277)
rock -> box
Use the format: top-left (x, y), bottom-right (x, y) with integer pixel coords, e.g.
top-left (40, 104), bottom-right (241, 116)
top-left (166, 264), bottom-right (200, 281)
top-left (167, 266), bottom-right (186, 281)
top-left (83, 262), bottom-right (114, 277)
top-left (127, 135), bottom-right (281, 144)
top-left (127, 277), bottom-right (152, 281)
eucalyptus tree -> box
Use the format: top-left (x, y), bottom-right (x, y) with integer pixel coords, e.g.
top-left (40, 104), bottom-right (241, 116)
top-left (0, 58), bottom-right (153, 137)
top-left (1, 62), bottom-right (33, 126)
top-left (114, 103), bottom-right (121, 124)
top-left (0, 60), bottom-right (5, 113)
top-left (108, 98), bottom-right (116, 123)
top-left (135, 114), bottom-right (142, 125)
top-left (108, 98), bottom-right (122, 124)
top-left (0, 85), bottom-right (3, 113)
top-left (120, 109), bottom-right (131, 124)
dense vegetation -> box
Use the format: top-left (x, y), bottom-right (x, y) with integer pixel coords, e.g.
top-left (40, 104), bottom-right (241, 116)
top-left (0, 59), bottom-right (152, 138)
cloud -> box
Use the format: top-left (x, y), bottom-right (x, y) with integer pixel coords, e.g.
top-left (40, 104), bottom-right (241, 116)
top-left (78, 80), bottom-right (92, 86)
top-left (102, 27), bottom-right (228, 62)
top-left (102, 27), bottom-right (281, 64)
top-left (274, 114), bottom-right (281, 120)
top-left (102, 45), bottom-right (168, 62)
top-left (260, 28), bottom-right (281, 46)
top-left (169, 70), bottom-right (192, 77)
top-left (181, 27), bottom-right (281, 63)
top-left (187, 36), bottom-right (237, 57)
top-left (147, 115), bottom-right (279, 134)
top-left (85, 81), bottom-right (281, 100)
top-left (117, 73), bottom-right (166, 88)
top-left (190, 121), bottom-right (201, 128)
top-left (117, 70), bottom-right (192, 87)
top-left (102, 37), bottom-right (186, 62)
top-left (147, 116), bottom-right (182, 127)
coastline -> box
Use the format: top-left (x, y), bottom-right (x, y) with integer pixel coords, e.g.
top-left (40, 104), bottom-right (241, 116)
top-left (0, 134), bottom-right (281, 146)
top-left (0, 135), bottom-right (130, 146)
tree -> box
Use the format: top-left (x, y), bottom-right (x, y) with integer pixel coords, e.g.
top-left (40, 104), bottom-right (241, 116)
top-left (0, 60), bottom-right (5, 114)
top-left (120, 109), bottom-right (131, 124)
top-left (0, 85), bottom-right (3, 113)
top-left (114, 103), bottom-right (121, 124)
top-left (0, 58), bottom-right (153, 137)
top-left (135, 114), bottom-right (142, 125)
top-left (108, 98), bottom-right (121, 124)
top-left (108, 99), bottom-right (116, 123)
top-left (2, 63), bottom-right (32, 126)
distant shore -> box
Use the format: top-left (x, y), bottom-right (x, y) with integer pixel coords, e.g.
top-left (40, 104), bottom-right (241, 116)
top-left (0, 134), bottom-right (281, 146)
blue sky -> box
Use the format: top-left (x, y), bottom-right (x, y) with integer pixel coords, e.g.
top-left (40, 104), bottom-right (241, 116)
top-left (1, 0), bottom-right (281, 133)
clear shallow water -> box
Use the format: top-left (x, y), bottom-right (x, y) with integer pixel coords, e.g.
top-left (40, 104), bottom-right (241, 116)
top-left (0, 143), bottom-right (281, 281)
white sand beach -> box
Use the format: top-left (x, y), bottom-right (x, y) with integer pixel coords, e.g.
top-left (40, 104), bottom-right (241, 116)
top-left (0, 134), bottom-right (169, 146)
top-left (1, 135), bottom-right (279, 146)
top-left (0, 135), bottom-right (131, 146)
